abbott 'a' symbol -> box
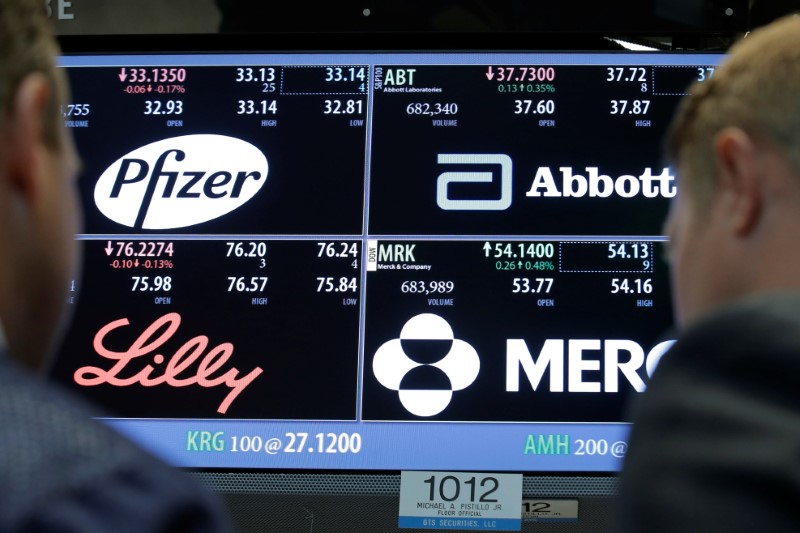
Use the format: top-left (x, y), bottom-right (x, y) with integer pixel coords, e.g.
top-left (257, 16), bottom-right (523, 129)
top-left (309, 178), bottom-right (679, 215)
top-left (437, 153), bottom-right (512, 211)
top-left (372, 313), bottom-right (479, 417)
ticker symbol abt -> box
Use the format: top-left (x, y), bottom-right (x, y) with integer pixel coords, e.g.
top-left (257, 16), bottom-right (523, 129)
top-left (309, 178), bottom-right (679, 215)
top-left (383, 69), bottom-right (417, 86)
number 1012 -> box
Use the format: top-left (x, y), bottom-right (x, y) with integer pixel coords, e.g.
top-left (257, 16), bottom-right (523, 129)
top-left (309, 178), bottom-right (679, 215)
top-left (423, 475), bottom-right (499, 502)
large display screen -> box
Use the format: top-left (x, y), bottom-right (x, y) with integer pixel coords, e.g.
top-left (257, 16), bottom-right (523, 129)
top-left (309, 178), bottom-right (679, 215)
top-left (52, 48), bottom-right (723, 473)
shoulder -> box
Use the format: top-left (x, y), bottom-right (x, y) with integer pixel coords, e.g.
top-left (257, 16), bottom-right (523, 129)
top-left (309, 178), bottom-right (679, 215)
top-left (635, 291), bottom-right (800, 427)
top-left (616, 293), bottom-right (800, 532)
top-left (0, 353), bottom-right (232, 532)
top-left (655, 291), bottom-right (800, 377)
top-left (627, 292), bottom-right (800, 420)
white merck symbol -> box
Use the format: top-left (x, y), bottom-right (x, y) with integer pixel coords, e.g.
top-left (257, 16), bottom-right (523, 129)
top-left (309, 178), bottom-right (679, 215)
top-left (372, 313), bottom-right (480, 417)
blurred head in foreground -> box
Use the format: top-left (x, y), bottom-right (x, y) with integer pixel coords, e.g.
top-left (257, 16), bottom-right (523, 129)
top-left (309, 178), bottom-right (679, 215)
top-left (0, 0), bottom-right (81, 370)
top-left (662, 15), bottom-right (800, 327)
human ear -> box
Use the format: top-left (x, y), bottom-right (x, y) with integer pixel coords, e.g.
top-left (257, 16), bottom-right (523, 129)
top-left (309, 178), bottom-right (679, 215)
top-left (713, 127), bottom-right (760, 235)
top-left (6, 73), bottom-right (53, 202)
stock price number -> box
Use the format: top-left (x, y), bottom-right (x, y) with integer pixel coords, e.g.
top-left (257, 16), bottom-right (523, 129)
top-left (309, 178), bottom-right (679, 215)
top-left (323, 99), bottom-right (364, 115)
top-left (316, 277), bottom-right (358, 293)
top-left (325, 66), bottom-right (367, 83)
top-left (226, 241), bottom-right (267, 268)
top-left (606, 67), bottom-right (647, 82)
top-left (606, 66), bottom-right (648, 91)
top-left (144, 100), bottom-right (183, 115)
top-left (400, 281), bottom-right (454, 295)
top-left (109, 241), bottom-right (174, 258)
top-left (123, 68), bottom-right (186, 83)
top-left (235, 67), bottom-right (276, 83)
top-left (317, 242), bottom-right (359, 268)
top-left (237, 99), bottom-right (277, 115)
top-left (318, 242), bottom-right (358, 258)
top-left (490, 66), bottom-right (555, 82)
top-left (610, 278), bottom-right (653, 295)
top-left (513, 99), bottom-right (555, 115)
top-left (484, 241), bottom-right (555, 259)
top-left (697, 67), bottom-right (715, 81)
top-left (131, 276), bottom-right (172, 292)
top-left (610, 100), bottom-right (650, 115)
top-left (608, 242), bottom-right (649, 260)
top-left (227, 276), bottom-right (268, 293)
top-left (511, 277), bottom-right (553, 294)
top-left (284, 432), bottom-right (362, 453)
top-left (234, 67), bottom-right (278, 92)
top-left (226, 241), bottom-right (267, 258)
top-left (608, 242), bottom-right (651, 270)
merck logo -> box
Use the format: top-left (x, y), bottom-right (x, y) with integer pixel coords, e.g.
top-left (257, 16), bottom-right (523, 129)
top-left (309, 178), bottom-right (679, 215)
top-left (94, 134), bottom-right (268, 229)
top-left (372, 313), bottom-right (480, 417)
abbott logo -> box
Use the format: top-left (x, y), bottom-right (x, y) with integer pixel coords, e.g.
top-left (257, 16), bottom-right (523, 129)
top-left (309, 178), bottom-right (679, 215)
top-left (437, 153), bottom-right (677, 211)
top-left (94, 134), bottom-right (268, 229)
top-left (372, 313), bottom-right (480, 417)
top-left (436, 153), bottom-right (512, 211)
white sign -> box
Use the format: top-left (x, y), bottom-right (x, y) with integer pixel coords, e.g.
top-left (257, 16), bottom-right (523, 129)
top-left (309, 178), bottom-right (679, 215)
top-left (399, 471), bottom-right (522, 531)
top-left (521, 499), bottom-right (579, 522)
top-left (94, 134), bottom-right (268, 230)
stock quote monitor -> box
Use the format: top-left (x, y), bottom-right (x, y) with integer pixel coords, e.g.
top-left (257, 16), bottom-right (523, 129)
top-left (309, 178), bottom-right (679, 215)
top-left (52, 39), bottom-right (724, 528)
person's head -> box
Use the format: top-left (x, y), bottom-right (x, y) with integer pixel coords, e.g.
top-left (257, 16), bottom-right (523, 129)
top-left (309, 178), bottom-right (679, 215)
top-left (0, 0), bottom-right (81, 370)
top-left (662, 14), bottom-right (800, 327)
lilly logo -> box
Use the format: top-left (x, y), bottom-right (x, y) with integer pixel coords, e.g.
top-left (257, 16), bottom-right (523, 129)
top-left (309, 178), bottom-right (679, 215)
top-left (94, 134), bottom-right (268, 229)
top-left (372, 313), bottom-right (480, 417)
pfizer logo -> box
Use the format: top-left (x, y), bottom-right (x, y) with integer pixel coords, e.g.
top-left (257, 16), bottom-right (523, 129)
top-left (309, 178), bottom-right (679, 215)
top-left (94, 134), bottom-right (268, 229)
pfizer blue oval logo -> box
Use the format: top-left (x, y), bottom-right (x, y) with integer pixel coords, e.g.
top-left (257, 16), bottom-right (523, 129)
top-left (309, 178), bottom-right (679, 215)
top-left (94, 134), bottom-right (268, 229)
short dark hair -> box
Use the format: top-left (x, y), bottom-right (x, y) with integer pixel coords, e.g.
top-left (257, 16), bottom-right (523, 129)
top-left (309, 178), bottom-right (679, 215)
top-left (0, 0), bottom-right (64, 147)
top-left (664, 15), bottom-right (800, 209)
